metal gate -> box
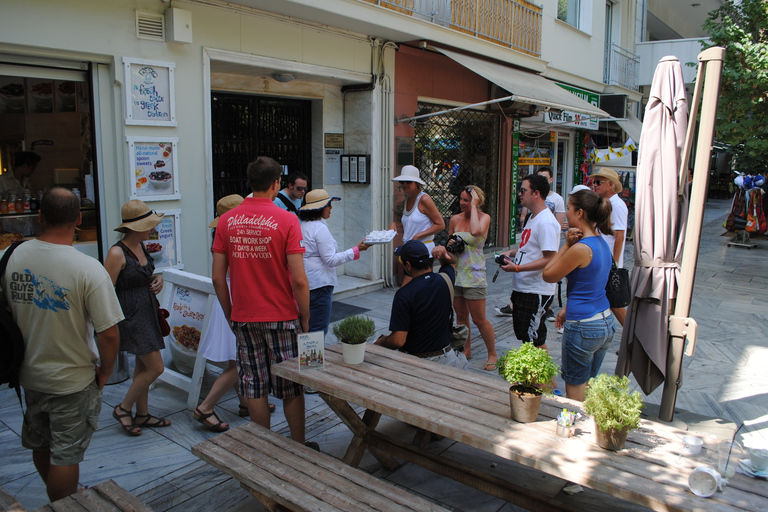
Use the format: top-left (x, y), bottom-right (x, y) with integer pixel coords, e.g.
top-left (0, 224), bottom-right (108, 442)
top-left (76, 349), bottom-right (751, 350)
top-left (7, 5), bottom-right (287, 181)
top-left (413, 102), bottom-right (500, 246)
top-left (211, 93), bottom-right (312, 206)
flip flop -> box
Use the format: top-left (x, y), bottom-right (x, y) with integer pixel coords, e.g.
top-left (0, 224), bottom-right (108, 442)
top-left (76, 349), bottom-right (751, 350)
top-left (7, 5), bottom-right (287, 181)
top-left (483, 362), bottom-right (498, 371)
top-left (113, 405), bottom-right (141, 436)
top-left (134, 413), bottom-right (171, 428)
top-left (193, 407), bottom-right (229, 433)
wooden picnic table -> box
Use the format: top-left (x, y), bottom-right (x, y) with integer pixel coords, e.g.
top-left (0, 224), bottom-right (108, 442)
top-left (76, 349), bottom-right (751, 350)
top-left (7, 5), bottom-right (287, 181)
top-left (272, 343), bottom-right (768, 512)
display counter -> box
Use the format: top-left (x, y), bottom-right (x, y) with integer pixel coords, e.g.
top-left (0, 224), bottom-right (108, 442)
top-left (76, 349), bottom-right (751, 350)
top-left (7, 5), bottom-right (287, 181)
top-left (0, 207), bottom-right (100, 257)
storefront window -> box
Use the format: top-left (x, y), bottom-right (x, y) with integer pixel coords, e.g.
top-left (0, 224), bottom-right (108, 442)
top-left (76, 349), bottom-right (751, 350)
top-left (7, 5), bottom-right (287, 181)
top-left (0, 65), bottom-right (98, 256)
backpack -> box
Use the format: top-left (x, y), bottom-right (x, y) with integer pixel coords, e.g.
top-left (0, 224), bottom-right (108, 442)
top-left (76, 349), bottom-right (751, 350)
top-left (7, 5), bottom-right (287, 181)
top-left (276, 192), bottom-right (299, 215)
top-left (0, 241), bottom-right (27, 406)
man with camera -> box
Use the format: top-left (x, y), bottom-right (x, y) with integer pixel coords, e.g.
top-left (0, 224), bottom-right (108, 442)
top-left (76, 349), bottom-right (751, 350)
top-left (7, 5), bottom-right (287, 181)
top-left (497, 174), bottom-right (561, 354)
top-left (375, 240), bottom-right (468, 369)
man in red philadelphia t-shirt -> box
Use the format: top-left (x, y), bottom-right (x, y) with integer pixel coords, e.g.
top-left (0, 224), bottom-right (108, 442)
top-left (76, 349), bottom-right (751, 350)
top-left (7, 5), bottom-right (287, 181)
top-left (212, 156), bottom-right (312, 447)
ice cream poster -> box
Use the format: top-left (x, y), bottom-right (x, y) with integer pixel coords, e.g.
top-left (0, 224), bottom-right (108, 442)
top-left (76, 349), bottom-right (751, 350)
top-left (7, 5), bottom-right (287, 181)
top-left (127, 137), bottom-right (180, 201)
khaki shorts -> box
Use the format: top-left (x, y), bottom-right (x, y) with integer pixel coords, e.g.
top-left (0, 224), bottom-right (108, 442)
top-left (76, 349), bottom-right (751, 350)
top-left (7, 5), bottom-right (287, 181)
top-left (22, 380), bottom-right (102, 466)
top-left (454, 285), bottom-right (487, 300)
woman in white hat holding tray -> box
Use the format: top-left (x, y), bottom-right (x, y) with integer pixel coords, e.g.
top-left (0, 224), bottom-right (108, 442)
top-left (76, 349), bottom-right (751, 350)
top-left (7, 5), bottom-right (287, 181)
top-left (299, 189), bottom-right (371, 336)
top-left (104, 200), bottom-right (170, 436)
top-left (392, 165), bottom-right (445, 283)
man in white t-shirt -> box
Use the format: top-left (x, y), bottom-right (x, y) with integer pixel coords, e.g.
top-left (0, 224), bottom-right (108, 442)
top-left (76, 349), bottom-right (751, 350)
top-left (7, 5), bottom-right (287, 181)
top-left (519, 167), bottom-right (566, 230)
top-left (590, 167), bottom-right (628, 325)
top-left (1, 188), bottom-right (123, 502)
top-left (498, 174), bottom-right (561, 353)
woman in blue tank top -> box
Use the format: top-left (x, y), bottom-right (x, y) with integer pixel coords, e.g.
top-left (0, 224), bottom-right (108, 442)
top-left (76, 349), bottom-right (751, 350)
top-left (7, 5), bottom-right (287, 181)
top-left (543, 190), bottom-right (616, 401)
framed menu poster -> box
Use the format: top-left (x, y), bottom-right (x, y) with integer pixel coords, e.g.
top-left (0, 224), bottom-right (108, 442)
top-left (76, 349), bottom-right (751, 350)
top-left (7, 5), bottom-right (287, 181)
top-left (149, 209), bottom-right (183, 270)
top-left (127, 137), bottom-right (180, 201)
top-left (123, 57), bottom-right (177, 126)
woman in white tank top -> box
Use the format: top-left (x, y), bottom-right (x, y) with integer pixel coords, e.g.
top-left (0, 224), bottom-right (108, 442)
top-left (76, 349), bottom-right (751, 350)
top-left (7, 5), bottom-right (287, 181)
top-left (392, 165), bottom-right (445, 257)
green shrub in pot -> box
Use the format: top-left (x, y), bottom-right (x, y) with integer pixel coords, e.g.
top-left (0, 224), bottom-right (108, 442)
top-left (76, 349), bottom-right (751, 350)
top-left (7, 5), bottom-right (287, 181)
top-left (332, 315), bottom-right (375, 345)
top-left (496, 342), bottom-right (559, 395)
top-left (584, 374), bottom-right (644, 450)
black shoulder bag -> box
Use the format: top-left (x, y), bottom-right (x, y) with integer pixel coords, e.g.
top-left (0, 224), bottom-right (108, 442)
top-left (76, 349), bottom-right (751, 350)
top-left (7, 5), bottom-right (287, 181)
top-left (605, 258), bottom-right (631, 308)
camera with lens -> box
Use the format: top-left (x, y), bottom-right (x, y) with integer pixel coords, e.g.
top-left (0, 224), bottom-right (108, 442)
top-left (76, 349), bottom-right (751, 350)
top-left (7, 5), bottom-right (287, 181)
top-left (446, 234), bottom-right (466, 254)
top-left (494, 253), bottom-right (510, 266)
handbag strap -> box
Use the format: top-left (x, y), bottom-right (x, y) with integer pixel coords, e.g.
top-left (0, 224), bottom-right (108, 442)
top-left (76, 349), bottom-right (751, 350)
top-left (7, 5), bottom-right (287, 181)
top-left (438, 271), bottom-right (456, 326)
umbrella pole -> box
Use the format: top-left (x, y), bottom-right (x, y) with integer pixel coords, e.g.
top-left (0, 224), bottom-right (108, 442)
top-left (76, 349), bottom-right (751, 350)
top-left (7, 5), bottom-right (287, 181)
top-left (659, 47), bottom-right (725, 422)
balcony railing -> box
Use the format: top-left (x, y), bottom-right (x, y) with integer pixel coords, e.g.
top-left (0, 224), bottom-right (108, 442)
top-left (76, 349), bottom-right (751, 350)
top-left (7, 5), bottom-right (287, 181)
top-left (361, 0), bottom-right (542, 57)
top-left (604, 43), bottom-right (640, 92)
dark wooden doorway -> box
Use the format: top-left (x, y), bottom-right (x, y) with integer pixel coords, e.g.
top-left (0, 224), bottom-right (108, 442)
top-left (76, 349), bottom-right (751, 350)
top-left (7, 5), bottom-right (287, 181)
top-left (211, 92), bottom-right (312, 205)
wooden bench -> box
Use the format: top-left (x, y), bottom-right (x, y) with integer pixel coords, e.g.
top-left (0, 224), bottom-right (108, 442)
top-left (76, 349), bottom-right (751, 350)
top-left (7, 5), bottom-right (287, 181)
top-left (0, 486), bottom-right (26, 512)
top-left (0, 480), bottom-right (154, 512)
top-left (192, 422), bottom-right (450, 512)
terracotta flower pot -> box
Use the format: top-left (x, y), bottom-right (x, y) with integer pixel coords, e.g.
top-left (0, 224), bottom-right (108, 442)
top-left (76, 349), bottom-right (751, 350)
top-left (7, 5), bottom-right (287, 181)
top-left (508, 387), bottom-right (542, 423)
top-left (341, 342), bottom-right (366, 365)
top-left (594, 425), bottom-right (630, 451)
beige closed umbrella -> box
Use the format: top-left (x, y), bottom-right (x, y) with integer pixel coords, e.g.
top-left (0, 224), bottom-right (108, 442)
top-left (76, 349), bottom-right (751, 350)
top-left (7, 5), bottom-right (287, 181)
top-left (617, 48), bottom-right (725, 421)
top-left (616, 56), bottom-right (689, 395)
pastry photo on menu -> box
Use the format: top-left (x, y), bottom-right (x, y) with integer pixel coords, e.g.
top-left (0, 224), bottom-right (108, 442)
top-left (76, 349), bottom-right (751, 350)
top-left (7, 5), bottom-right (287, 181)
top-left (0, 76), bottom-right (25, 113)
top-left (27, 78), bottom-right (54, 113)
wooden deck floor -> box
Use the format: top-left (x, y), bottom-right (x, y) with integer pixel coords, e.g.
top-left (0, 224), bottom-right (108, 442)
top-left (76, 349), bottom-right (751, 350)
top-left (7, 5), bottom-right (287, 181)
top-left (1, 198), bottom-right (765, 512)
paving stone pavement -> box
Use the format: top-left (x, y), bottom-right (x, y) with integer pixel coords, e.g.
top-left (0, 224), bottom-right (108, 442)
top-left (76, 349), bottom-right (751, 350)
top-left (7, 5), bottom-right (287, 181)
top-left (1, 198), bottom-right (766, 511)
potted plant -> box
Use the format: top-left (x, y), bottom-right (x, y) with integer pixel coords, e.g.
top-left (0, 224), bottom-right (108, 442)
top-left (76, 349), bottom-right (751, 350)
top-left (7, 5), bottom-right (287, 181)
top-left (583, 374), bottom-right (644, 451)
top-left (496, 343), bottom-right (559, 423)
top-left (332, 315), bottom-right (375, 364)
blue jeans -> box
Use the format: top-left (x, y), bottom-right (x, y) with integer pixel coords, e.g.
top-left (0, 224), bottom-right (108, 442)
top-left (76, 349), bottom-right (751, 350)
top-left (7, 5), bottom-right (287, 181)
top-left (309, 285), bottom-right (334, 336)
top-left (560, 313), bottom-right (616, 386)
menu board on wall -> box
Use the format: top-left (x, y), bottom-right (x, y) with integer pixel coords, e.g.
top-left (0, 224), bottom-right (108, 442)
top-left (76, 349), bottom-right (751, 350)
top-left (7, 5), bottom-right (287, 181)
top-left (150, 209), bottom-right (183, 270)
top-left (127, 137), bottom-right (180, 201)
top-left (123, 57), bottom-right (176, 126)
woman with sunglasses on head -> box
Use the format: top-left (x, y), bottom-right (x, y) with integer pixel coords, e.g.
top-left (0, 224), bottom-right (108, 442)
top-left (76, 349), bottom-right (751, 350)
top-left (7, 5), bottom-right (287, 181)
top-left (542, 189), bottom-right (616, 402)
top-left (391, 165), bottom-right (445, 285)
top-left (433, 185), bottom-right (497, 370)
top-left (299, 190), bottom-right (371, 336)
top-left (104, 200), bottom-right (170, 436)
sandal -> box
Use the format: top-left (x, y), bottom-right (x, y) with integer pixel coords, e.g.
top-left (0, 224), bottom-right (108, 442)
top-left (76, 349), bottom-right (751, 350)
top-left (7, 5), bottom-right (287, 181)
top-left (483, 361), bottom-right (498, 371)
top-left (194, 407), bottom-right (229, 433)
top-left (113, 405), bottom-right (141, 436)
top-left (239, 403), bottom-right (276, 416)
top-left (134, 413), bottom-right (171, 428)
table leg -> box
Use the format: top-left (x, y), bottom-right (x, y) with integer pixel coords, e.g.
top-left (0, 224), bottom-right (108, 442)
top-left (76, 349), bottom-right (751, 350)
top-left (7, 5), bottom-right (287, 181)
top-left (320, 394), bottom-right (400, 470)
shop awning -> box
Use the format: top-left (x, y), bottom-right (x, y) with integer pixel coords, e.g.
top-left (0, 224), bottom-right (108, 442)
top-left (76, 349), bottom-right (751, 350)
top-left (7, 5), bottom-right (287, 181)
top-left (615, 111), bottom-right (643, 143)
top-left (437, 48), bottom-right (609, 119)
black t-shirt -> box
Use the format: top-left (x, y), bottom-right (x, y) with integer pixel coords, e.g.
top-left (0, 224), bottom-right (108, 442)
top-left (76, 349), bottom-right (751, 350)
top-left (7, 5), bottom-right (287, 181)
top-left (389, 265), bottom-right (454, 355)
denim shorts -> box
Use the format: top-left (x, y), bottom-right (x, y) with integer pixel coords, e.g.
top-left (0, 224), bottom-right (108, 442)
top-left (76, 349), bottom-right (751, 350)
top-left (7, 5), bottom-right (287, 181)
top-left (22, 380), bottom-right (102, 465)
top-left (560, 314), bottom-right (616, 386)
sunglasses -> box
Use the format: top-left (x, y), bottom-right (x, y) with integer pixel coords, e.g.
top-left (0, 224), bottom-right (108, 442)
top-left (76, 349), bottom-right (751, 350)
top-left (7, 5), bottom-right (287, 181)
top-left (592, 180), bottom-right (604, 186)
top-left (518, 187), bottom-right (528, 194)
top-left (400, 180), bottom-right (414, 185)
top-left (294, 186), bottom-right (307, 192)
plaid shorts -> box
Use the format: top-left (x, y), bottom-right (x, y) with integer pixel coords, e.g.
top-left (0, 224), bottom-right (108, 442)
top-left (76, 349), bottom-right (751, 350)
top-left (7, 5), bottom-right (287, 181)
top-left (510, 291), bottom-right (554, 347)
top-left (231, 319), bottom-right (303, 400)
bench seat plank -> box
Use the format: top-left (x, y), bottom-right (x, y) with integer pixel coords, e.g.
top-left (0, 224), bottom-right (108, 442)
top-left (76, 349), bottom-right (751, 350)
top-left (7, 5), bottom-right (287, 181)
top-left (192, 422), bottom-right (449, 512)
top-left (32, 480), bottom-right (154, 512)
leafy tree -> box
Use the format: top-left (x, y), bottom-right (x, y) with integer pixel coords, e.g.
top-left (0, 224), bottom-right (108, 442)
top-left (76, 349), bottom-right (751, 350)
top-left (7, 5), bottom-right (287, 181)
top-left (702, 0), bottom-right (768, 173)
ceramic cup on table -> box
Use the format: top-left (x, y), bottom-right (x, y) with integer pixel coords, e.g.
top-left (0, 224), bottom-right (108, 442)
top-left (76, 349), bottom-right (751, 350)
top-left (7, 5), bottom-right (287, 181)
top-left (749, 447), bottom-right (768, 472)
top-left (682, 435), bottom-right (703, 455)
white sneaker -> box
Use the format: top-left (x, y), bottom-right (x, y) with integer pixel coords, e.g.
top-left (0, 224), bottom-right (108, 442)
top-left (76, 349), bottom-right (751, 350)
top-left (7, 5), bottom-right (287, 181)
top-left (495, 305), bottom-right (513, 316)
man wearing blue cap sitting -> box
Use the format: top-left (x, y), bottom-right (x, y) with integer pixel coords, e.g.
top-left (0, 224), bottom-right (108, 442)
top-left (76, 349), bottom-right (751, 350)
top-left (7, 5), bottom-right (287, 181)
top-left (375, 240), bottom-right (468, 369)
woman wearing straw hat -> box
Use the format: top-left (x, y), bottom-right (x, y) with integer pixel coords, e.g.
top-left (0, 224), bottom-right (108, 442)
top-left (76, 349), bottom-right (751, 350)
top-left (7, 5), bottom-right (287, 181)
top-left (299, 189), bottom-right (371, 336)
top-left (392, 165), bottom-right (445, 284)
top-left (104, 200), bottom-right (170, 435)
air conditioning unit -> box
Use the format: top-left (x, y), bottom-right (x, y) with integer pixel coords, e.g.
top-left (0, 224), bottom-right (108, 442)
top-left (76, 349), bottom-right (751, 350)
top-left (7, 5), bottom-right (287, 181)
top-left (600, 94), bottom-right (627, 118)
top-left (165, 8), bottom-right (192, 44)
